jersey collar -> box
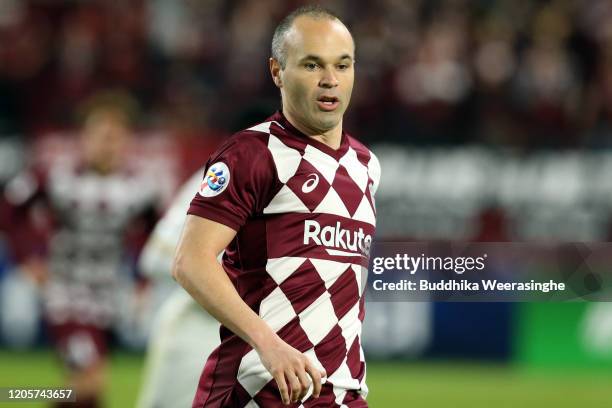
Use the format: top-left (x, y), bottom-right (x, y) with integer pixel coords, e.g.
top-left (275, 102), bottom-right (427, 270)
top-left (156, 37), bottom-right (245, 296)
top-left (271, 110), bottom-right (350, 159)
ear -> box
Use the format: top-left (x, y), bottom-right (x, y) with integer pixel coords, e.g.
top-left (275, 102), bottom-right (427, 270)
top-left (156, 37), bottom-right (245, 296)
top-left (269, 57), bottom-right (282, 88)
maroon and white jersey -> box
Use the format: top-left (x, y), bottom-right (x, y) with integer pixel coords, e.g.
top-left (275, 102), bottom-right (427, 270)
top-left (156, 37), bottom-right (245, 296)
top-left (6, 163), bottom-right (157, 327)
top-left (188, 111), bottom-right (380, 408)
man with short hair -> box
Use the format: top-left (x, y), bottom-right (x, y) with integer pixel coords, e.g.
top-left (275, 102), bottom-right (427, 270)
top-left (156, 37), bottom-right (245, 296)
top-left (5, 94), bottom-right (158, 408)
top-left (173, 6), bottom-right (380, 407)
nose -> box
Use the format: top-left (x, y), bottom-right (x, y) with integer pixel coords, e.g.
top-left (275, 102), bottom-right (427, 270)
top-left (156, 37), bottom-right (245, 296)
top-left (319, 67), bottom-right (339, 88)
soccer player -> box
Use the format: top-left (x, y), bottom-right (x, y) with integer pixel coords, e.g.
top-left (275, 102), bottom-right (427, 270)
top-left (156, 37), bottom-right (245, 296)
top-left (173, 6), bottom-right (381, 407)
top-left (4, 95), bottom-right (158, 408)
top-left (136, 169), bottom-right (220, 408)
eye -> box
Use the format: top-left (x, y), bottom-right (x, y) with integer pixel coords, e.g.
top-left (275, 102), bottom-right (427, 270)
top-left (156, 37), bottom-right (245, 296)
top-left (337, 64), bottom-right (349, 71)
top-left (304, 62), bottom-right (318, 71)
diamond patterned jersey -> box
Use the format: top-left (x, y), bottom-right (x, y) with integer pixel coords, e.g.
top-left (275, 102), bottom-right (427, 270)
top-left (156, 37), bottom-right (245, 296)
top-left (188, 111), bottom-right (381, 408)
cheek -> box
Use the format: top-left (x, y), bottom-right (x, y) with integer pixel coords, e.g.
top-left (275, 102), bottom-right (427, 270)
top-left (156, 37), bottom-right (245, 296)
top-left (284, 70), bottom-right (308, 90)
top-left (343, 74), bottom-right (355, 97)
top-left (285, 80), bottom-right (312, 109)
top-left (291, 77), bottom-right (311, 99)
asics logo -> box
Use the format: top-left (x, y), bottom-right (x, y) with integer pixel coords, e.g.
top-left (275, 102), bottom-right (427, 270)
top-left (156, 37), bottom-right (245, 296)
top-left (301, 173), bottom-right (319, 193)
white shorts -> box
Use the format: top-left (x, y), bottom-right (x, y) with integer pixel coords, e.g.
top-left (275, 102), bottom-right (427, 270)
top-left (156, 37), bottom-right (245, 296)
top-left (137, 289), bottom-right (220, 408)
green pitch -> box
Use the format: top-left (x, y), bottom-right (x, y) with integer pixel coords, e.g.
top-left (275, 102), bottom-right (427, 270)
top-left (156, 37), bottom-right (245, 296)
top-left (0, 349), bottom-right (610, 407)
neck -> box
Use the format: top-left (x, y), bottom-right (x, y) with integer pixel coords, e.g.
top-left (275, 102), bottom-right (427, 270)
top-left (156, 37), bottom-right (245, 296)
top-left (283, 109), bottom-right (343, 150)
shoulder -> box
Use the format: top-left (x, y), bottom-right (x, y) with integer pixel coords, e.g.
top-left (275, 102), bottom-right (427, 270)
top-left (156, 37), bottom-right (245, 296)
top-left (346, 134), bottom-right (381, 179)
top-left (346, 134), bottom-right (373, 159)
top-left (205, 124), bottom-right (280, 187)
top-left (206, 127), bottom-right (278, 180)
top-left (213, 128), bottom-right (271, 160)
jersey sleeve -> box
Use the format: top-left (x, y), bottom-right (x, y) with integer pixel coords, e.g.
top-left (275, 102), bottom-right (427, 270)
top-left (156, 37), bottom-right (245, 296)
top-left (187, 133), bottom-right (279, 231)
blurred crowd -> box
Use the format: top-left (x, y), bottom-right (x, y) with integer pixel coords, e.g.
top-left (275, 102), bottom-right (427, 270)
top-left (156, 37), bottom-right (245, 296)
top-left (2, 0), bottom-right (612, 149)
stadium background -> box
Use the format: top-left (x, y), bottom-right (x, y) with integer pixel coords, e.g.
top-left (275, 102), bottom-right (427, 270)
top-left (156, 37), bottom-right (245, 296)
top-left (0, 0), bottom-right (611, 407)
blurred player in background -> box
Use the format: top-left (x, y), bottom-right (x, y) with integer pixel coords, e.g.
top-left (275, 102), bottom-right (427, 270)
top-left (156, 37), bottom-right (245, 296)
top-left (173, 5), bottom-right (380, 407)
top-left (4, 92), bottom-right (158, 408)
top-left (582, 303), bottom-right (612, 356)
top-left (136, 168), bottom-right (220, 408)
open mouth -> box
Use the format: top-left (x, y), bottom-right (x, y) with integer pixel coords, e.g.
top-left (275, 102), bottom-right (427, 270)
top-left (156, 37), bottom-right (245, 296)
top-left (316, 96), bottom-right (340, 111)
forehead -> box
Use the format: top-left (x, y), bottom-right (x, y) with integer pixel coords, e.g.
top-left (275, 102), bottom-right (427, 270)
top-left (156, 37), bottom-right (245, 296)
top-left (284, 16), bottom-right (354, 60)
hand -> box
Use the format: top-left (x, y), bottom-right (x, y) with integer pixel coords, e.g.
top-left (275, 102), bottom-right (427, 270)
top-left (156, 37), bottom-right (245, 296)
top-left (256, 335), bottom-right (327, 405)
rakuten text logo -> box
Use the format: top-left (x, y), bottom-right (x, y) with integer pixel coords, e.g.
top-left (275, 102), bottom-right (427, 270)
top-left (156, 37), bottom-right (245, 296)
top-left (303, 220), bottom-right (372, 257)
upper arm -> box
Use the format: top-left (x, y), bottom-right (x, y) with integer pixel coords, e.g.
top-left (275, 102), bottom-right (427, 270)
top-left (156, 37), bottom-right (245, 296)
top-left (187, 133), bottom-right (279, 232)
top-left (175, 214), bottom-right (237, 262)
top-left (4, 168), bottom-right (47, 208)
top-left (176, 133), bottom-right (278, 269)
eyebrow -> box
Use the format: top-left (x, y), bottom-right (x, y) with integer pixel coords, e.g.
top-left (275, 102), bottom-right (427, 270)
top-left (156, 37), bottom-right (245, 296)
top-left (298, 54), bottom-right (353, 63)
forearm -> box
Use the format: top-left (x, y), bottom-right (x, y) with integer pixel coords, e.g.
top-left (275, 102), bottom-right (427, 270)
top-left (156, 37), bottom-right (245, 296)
top-left (174, 206), bottom-right (324, 404)
top-left (172, 252), bottom-right (278, 350)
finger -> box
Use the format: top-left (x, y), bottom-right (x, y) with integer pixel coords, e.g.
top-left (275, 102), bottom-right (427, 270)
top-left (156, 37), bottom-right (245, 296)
top-left (274, 372), bottom-right (290, 405)
top-left (287, 371), bottom-right (302, 403)
top-left (296, 369), bottom-right (311, 401)
top-left (305, 363), bottom-right (323, 398)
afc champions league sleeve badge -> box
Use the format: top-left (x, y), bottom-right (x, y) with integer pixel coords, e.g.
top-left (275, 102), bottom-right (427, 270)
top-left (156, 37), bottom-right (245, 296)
top-left (199, 162), bottom-right (230, 197)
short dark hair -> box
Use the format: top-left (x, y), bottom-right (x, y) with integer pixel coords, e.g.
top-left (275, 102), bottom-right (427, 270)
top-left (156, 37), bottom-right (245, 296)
top-left (271, 5), bottom-right (350, 69)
